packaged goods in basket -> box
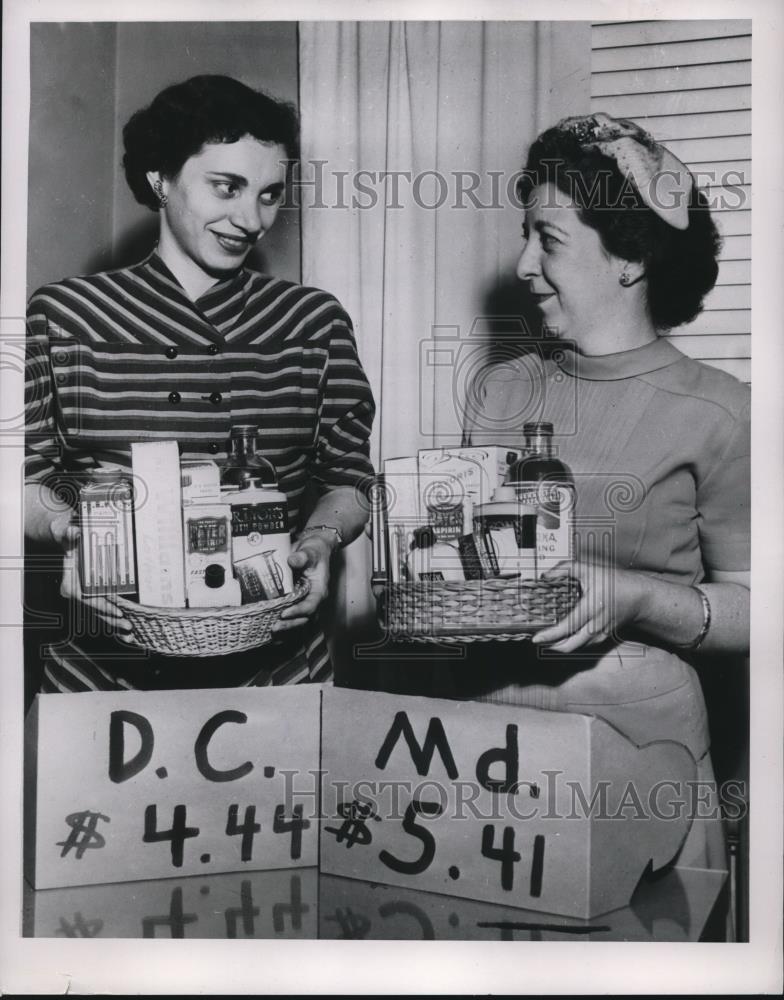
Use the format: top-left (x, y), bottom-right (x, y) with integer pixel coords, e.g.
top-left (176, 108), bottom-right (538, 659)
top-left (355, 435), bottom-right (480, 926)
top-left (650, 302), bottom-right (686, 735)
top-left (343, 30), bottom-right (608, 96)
top-left (77, 470), bottom-right (137, 597)
top-left (373, 440), bottom-right (580, 641)
top-left (76, 432), bottom-right (306, 656)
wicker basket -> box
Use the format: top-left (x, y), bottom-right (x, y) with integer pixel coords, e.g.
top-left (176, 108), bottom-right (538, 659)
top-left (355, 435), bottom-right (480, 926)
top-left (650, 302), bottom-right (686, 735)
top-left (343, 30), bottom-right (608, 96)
top-left (378, 576), bottom-right (581, 644)
top-left (114, 580), bottom-right (310, 657)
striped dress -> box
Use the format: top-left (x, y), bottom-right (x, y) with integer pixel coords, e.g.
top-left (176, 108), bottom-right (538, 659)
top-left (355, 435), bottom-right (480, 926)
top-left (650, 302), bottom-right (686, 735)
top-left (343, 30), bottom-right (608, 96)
top-left (25, 251), bottom-right (375, 693)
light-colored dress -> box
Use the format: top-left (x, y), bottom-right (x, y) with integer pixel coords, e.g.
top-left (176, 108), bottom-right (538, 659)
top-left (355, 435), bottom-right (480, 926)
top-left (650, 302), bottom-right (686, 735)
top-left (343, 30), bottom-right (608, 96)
top-left (448, 338), bottom-right (750, 868)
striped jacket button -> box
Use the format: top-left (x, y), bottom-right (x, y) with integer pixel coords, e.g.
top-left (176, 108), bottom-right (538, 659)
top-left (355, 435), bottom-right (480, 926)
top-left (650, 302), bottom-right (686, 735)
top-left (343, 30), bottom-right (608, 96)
top-left (168, 391), bottom-right (181, 404)
top-left (165, 346), bottom-right (178, 359)
top-left (209, 392), bottom-right (222, 405)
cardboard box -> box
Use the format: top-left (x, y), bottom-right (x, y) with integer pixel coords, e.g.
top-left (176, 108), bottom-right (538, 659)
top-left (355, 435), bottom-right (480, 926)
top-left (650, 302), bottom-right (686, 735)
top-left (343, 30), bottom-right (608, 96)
top-left (180, 460), bottom-right (221, 505)
top-left (182, 501), bottom-right (241, 607)
top-left (320, 687), bottom-right (702, 919)
top-left (24, 687), bottom-right (322, 889)
top-left (417, 447), bottom-right (522, 536)
top-left (131, 441), bottom-right (186, 607)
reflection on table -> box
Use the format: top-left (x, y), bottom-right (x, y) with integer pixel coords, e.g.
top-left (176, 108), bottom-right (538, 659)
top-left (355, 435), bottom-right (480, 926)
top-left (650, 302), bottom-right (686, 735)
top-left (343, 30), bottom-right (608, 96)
top-left (25, 864), bottom-right (727, 941)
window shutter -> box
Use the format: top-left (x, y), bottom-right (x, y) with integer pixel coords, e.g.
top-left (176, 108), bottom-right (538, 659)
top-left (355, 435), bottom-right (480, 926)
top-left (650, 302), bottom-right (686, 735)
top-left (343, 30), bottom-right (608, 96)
top-left (591, 20), bottom-right (751, 383)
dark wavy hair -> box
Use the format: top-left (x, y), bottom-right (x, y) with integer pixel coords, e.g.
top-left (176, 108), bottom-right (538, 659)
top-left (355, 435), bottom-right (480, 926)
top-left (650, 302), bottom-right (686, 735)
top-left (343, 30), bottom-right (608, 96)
top-left (122, 75), bottom-right (300, 211)
top-left (516, 124), bottom-right (722, 331)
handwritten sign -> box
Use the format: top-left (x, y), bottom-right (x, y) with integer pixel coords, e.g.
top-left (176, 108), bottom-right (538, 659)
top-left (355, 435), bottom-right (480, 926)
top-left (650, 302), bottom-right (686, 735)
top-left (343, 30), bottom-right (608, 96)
top-left (319, 688), bottom-right (698, 919)
top-left (25, 687), bottom-right (321, 889)
top-left (29, 868), bottom-right (318, 939)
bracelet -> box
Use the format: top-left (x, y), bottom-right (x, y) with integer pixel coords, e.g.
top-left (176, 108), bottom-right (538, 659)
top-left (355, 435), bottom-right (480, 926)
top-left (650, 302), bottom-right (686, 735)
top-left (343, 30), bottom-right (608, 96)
top-left (676, 585), bottom-right (712, 651)
top-left (299, 524), bottom-right (344, 548)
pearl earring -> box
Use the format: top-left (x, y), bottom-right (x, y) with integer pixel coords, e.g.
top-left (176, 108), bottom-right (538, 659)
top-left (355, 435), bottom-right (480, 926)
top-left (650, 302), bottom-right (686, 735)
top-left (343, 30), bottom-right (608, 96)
top-left (619, 271), bottom-right (632, 287)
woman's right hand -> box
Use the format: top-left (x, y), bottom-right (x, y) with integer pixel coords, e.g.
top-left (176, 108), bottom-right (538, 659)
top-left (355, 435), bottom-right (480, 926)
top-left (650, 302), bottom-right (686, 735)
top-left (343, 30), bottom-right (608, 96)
top-left (51, 512), bottom-right (134, 639)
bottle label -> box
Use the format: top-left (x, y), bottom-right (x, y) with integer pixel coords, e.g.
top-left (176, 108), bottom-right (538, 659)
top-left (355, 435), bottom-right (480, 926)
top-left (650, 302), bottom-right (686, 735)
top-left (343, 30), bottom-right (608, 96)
top-left (230, 501), bottom-right (288, 536)
top-left (187, 516), bottom-right (230, 554)
top-left (514, 483), bottom-right (574, 569)
top-left (426, 501), bottom-right (463, 541)
top-left (228, 500), bottom-right (293, 597)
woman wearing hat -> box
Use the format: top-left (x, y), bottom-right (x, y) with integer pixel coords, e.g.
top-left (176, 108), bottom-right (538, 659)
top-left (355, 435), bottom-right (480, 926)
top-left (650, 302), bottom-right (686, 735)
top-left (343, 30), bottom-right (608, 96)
top-left (24, 75), bottom-right (375, 693)
top-left (457, 114), bottom-right (750, 867)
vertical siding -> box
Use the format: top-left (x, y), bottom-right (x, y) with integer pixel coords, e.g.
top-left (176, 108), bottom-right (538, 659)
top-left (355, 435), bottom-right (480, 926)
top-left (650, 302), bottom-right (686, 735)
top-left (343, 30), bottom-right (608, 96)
top-left (591, 20), bottom-right (751, 383)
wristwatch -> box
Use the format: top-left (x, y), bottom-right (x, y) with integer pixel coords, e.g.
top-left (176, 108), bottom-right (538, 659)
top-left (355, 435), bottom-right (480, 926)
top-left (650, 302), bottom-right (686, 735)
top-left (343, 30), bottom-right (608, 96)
top-left (299, 524), bottom-right (344, 548)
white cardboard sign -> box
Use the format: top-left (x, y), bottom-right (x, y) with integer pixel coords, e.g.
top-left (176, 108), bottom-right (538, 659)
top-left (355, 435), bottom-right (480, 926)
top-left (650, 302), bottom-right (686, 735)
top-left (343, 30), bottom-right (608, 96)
top-left (319, 687), bottom-right (698, 919)
top-left (25, 686), bottom-right (321, 889)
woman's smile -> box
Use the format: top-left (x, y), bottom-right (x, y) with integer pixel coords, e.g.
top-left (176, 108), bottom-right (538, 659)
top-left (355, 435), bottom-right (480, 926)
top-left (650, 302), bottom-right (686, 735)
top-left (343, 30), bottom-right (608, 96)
top-left (211, 230), bottom-right (257, 255)
top-left (529, 290), bottom-right (556, 306)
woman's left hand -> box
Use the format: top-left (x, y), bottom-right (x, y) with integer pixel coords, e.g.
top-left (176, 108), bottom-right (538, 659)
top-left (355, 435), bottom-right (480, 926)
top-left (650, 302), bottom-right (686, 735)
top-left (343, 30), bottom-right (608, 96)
top-left (532, 560), bottom-right (649, 653)
top-left (272, 533), bottom-right (335, 632)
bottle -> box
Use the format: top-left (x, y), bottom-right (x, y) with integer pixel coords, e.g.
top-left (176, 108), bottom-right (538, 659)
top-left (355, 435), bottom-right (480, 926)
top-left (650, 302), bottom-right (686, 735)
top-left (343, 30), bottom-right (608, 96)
top-left (186, 562), bottom-right (242, 608)
top-left (226, 473), bottom-right (294, 602)
top-left (221, 425), bottom-right (277, 488)
top-left (506, 422), bottom-right (576, 575)
top-left (473, 485), bottom-right (538, 579)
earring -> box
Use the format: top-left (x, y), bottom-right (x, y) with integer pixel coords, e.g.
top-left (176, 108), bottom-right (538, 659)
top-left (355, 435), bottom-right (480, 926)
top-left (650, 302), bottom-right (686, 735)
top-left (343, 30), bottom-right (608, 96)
top-left (619, 271), bottom-right (632, 287)
top-left (154, 179), bottom-right (168, 208)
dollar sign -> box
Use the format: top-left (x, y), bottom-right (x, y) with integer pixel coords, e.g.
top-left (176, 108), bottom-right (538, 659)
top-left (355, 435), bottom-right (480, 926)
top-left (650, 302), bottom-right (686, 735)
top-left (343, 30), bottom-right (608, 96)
top-left (340, 818), bottom-right (373, 848)
top-left (57, 811), bottom-right (110, 859)
top-left (324, 800), bottom-right (377, 848)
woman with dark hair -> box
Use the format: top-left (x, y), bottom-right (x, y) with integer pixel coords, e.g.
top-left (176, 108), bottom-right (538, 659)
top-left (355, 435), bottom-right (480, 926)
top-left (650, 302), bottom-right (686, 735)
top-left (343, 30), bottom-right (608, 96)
top-left (25, 75), bottom-right (375, 692)
top-left (456, 113), bottom-right (750, 867)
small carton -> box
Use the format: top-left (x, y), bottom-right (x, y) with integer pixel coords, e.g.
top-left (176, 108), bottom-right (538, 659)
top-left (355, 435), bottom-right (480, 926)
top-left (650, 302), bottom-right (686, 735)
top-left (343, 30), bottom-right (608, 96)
top-left (181, 460), bottom-right (221, 505)
top-left (182, 501), bottom-right (241, 607)
top-left (417, 446), bottom-right (522, 537)
top-left (78, 478), bottom-right (137, 597)
top-left (131, 441), bottom-right (186, 607)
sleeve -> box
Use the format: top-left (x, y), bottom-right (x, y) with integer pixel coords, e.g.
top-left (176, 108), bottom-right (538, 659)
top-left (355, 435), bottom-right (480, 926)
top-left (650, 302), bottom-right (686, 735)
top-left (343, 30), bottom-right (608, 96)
top-left (25, 290), bottom-right (96, 503)
top-left (312, 301), bottom-right (376, 498)
top-left (25, 294), bottom-right (61, 486)
top-left (696, 397), bottom-right (750, 572)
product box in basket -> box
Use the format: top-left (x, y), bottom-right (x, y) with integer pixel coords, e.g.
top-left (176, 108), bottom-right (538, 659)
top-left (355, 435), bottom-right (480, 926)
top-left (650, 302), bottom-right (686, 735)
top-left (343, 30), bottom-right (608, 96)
top-left (131, 441), bottom-right (186, 607)
top-left (417, 447), bottom-right (522, 538)
top-left (182, 501), bottom-right (241, 607)
top-left (180, 459), bottom-right (221, 504)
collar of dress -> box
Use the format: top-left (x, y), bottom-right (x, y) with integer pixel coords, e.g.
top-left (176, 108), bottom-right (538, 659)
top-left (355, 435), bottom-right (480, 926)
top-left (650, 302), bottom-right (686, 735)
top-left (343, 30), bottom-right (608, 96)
top-left (554, 337), bottom-right (685, 381)
top-left (142, 249), bottom-right (250, 307)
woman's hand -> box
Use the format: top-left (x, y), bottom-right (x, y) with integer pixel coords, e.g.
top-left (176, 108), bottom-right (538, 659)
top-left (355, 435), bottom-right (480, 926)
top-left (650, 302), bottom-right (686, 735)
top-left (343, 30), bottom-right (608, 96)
top-left (273, 532), bottom-right (336, 632)
top-left (531, 559), bottom-right (649, 653)
top-left (51, 512), bottom-right (134, 640)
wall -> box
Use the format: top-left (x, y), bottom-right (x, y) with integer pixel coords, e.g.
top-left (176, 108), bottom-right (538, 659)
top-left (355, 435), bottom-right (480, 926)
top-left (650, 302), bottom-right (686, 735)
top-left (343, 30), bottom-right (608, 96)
top-left (27, 21), bottom-right (300, 295)
top-left (590, 19), bottom-right (751, 383)
top-left (28, 23), bottom-right (118, 294)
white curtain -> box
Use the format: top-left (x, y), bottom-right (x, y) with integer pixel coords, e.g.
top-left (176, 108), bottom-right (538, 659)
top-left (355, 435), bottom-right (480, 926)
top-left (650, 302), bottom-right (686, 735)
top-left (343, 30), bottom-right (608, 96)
top-left (298, 20), bottom-right (591, 666)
